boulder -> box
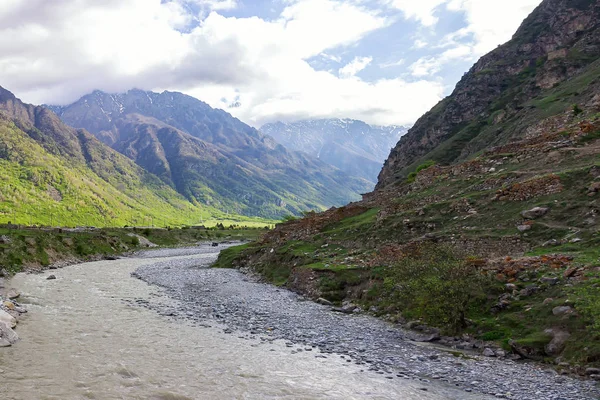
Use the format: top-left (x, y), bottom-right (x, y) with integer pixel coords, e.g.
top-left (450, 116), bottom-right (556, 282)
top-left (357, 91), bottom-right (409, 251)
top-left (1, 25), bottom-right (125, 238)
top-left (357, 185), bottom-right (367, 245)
top-left (564, 268), bottom-right (578, 278)
top-left (552, 306), bottom-right (573, 316)
top-left (544, 328), bottom-right (570, 355)
top-left (0, 309), bottom-right (16, 328)
top-left (521, 207), bottom-right (549, 219)
top-left (517, 225), bottom-right (532, 232)
top-left (585, 368), bottom-right (600, 376)
top-left (505, 283), bottom-right (517, 291)
top-left (6, 288), bottom-right (20, 300)
top-left (316, 298), bottom-right (333, 306)
top-left (543, 239), bottom-right (560, 247)
top-left (47, 274), bottom-right (57, 280)
top-left (4, 301), bottom-right (26, 314)
top-left (483, 348), bottom-right (496, 357)
top-left (415, 332), bottom-right (441, 343)
top-left (540, 276), bottom-right (559, 285)
top-left (520, 285), bottom-right (539, 297)
top-left (0, 235), bottom-right (10, 244)
top-left (3, 300), bottom-right (15, 310)
top-left (0, 321), bottom-right (18, 345)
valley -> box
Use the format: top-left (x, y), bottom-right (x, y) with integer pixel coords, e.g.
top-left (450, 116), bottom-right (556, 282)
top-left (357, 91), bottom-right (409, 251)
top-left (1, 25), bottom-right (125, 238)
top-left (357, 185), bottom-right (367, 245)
top-left (1, 0), bottom-right (600, 399)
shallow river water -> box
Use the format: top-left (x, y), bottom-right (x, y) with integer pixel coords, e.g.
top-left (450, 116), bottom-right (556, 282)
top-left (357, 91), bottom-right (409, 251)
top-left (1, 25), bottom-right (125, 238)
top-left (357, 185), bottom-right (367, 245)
top-left (0, 251), bottom-right (487, 400)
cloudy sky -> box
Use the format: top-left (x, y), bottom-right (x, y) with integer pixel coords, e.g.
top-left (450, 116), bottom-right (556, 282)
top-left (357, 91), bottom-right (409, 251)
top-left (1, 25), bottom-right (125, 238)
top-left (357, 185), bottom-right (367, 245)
top-left (0, 0), bottom-right (542, 127)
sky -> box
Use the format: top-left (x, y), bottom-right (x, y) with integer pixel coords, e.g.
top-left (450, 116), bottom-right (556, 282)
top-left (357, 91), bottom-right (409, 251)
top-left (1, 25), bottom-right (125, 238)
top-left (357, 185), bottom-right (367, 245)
top-left (0, 0), bottom-right (542, 127)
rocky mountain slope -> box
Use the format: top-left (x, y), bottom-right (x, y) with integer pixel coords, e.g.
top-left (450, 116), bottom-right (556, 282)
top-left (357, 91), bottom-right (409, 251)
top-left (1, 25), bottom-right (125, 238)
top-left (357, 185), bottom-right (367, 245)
top-left (48, 91), bottom-right (371, 218)
top-left (217, 0), bottom-right (600, 373)
top-left (378, 0), bottom-right (600, 188)
top-left (0, 86), bottom-right (233, 227)
top-left (261, 119), bottom-right (407, 184)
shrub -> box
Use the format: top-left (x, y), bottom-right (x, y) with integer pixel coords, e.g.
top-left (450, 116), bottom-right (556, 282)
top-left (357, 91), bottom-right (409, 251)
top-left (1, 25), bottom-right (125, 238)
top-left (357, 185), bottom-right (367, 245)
top-left (573, 104), bottom-right (583, 116)
top-left (383, 244), bottom-right (490, 334)
top-left (406, 160), bottom-right (436, 183)
top-left (568, 279), bottom-right (600, 332)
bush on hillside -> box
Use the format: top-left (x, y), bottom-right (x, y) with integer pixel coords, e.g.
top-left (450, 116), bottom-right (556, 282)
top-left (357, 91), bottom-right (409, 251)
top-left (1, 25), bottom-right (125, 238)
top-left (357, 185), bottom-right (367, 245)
top-left (406, 160), bottom-right (436, 183)
top-left (384, 244), bottom-right (491, 334)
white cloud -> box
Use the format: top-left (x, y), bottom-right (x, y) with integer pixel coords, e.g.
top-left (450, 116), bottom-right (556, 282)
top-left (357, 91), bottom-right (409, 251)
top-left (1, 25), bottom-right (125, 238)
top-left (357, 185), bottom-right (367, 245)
top-left (320, 52), bottom-right (342, 63)
top-left (0, 0), bottom-right (445, 127)
top-left (379, 58), bottom-right (405, 68)
top-left (193, 0), bottom-right (238, 11)
top-left (385, 0), bottom-right (447, 26)
top-left (0, 0), bottom-right (542, 128)
top-left (446, 0), bottom-right (542, 55)
top-left (339, 56), bottom-right (373, 78)
top-left (408, 57), bottom-right (439, 77)
top-left (399, 0), bottom-right (541, 78)
top-left (413, 39), bottom-right (428, 49)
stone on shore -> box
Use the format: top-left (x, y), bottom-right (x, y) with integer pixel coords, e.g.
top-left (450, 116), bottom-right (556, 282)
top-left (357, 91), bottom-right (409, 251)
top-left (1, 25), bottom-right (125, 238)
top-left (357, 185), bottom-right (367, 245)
top-left (6, 288), bottom-right (20, 300)
top-left (0, 321), bottom-right (19, 346)
top-left (0, 309), bottom-right (17, 329)
top-left (544, 328), bottom-right (570, 356)
top-left (316, 298), bottom-right (333, 306)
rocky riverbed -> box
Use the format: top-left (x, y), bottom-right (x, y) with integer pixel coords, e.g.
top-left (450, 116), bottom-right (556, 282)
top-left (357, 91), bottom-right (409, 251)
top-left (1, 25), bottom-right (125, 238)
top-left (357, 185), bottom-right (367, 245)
top-left (131, 245), bottom-right (600, 400)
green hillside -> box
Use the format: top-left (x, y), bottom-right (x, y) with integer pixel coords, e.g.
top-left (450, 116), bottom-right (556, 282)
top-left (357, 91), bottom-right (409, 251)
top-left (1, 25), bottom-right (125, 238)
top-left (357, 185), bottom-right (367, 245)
top-left (0, 89), bottom-right (271, 228)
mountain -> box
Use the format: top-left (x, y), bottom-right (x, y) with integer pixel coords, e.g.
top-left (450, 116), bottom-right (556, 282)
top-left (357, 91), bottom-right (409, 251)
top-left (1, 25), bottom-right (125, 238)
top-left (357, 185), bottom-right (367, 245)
top-left (260, 119), bottom-right (407, 184)
top-left (218, 0), bottom-right (600, 370)
top-left (378, 0), bottom-right (600, 188)
top-left (48, 91), bottom-right (371, 218)
top-left (0, 86), bottom-right (226, 227)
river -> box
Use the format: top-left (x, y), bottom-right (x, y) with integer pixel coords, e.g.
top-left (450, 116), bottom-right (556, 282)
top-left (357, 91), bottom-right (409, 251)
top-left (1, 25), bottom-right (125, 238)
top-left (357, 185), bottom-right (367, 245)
top-left (0, 247), bottom-right (490, 400)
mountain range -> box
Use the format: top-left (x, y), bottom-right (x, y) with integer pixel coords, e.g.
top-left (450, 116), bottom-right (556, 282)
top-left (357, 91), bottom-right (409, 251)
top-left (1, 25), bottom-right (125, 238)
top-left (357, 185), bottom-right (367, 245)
top-left (48, 91), bottom-right (371, 218)
top-left (261, 119), bottom-right (407, 184)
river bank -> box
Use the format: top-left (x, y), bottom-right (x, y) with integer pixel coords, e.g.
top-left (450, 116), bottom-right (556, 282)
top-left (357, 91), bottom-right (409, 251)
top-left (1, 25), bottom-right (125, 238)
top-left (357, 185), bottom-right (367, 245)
top-left (0, 225), bottom-right (267, 276)
top-left (131, 246), bottom-right (599, 400)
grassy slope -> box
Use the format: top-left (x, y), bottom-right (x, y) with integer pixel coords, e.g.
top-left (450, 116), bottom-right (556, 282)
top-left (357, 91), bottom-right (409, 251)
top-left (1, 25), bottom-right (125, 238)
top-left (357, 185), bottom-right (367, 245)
top-left (0, 118), bottom-right (272, 228)
top-left (216, 110), bottom-right (600, 369)
top-left (400, 60), bottom-right (600, 178)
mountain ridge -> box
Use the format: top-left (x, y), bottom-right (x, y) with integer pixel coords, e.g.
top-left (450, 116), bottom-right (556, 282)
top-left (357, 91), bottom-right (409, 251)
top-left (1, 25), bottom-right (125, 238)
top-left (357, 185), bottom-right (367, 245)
top-left (261, 118), bottom-right (407, 184)
top-left (48, 90), bottom-right (372, 218)
top-left (377, 0), bottom-right (600, 188)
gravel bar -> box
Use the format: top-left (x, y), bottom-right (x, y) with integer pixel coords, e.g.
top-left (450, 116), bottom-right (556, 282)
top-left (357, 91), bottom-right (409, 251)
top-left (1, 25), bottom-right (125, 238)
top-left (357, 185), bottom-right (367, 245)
top-left (131, 245), bottom-right (600, 400)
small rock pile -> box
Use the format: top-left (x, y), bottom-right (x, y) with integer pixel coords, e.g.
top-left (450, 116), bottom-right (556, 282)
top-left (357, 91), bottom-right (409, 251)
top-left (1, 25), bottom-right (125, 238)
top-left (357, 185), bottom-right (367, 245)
top-left (0, 283), bottom-right (25, 347)
top-left (486, 254), bottom-right (575, 283)
top-left (493, 174), bottom-right (563, 202)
